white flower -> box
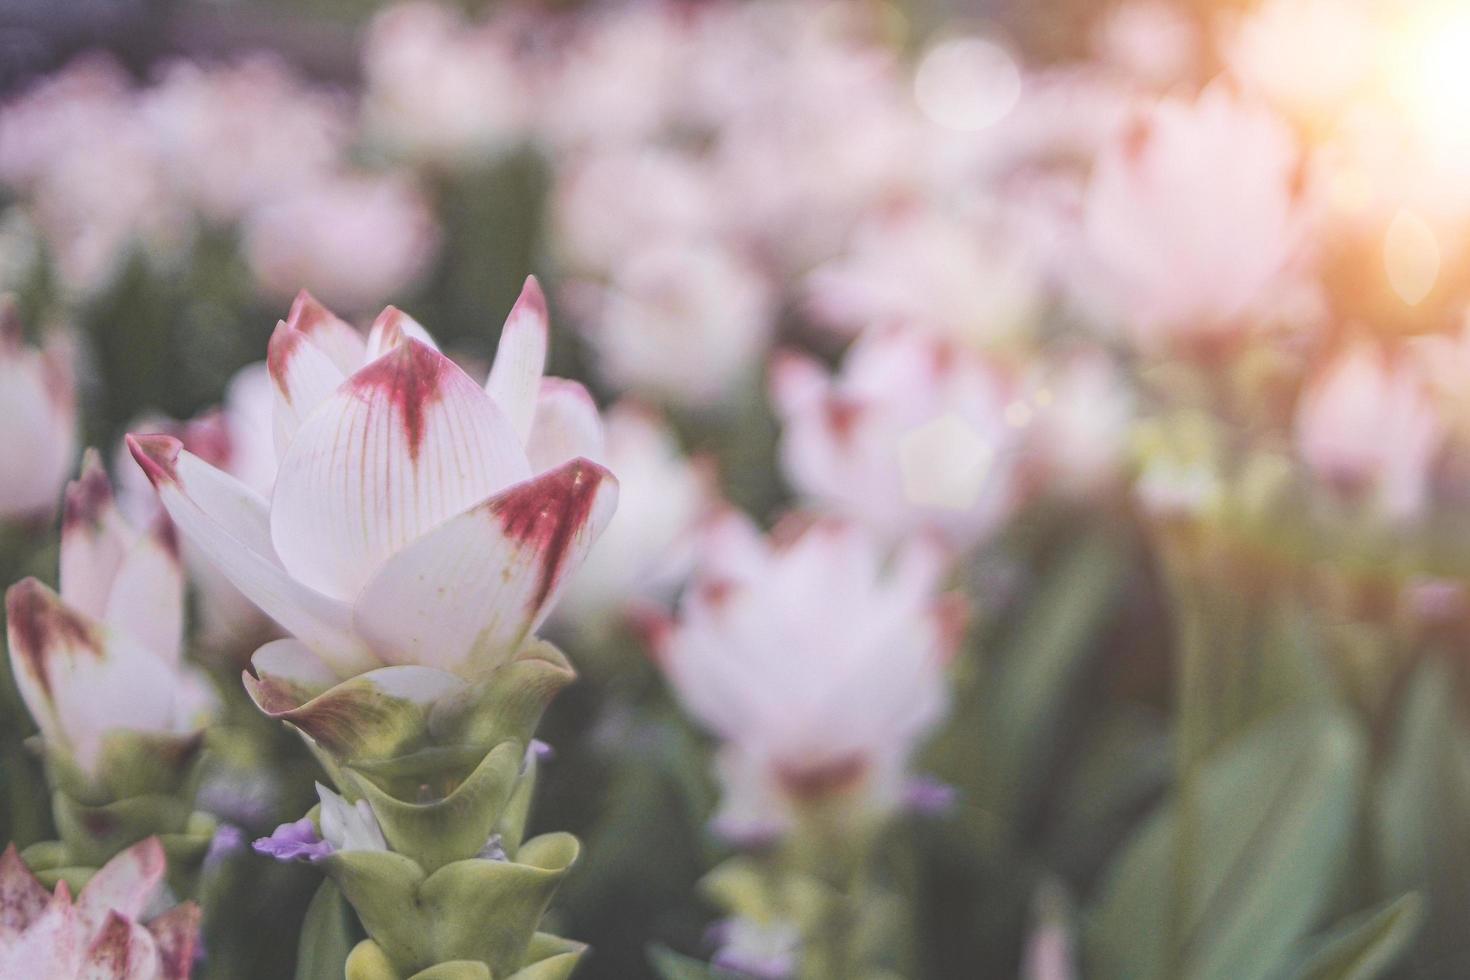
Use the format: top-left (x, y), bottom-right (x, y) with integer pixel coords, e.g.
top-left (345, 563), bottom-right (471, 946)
top-left (0, 299), bottom-right (75, 522)
top-left (1023, 350), bottom-right (1136, 495)
top-left (127, 279), bottom-right (618, 684)
top-left (5, 452), bottom-right (214, 774)
top-left (552, 402), bottom-right (716, 631)
top-left (805, 203), bottom-right (1048, 348)
top-left (0, 838), bottom-right (200, 980)
top-left (363, 1), bottom-right (531, 164)
top-left (115, 362), bottom-right (278, 650)
top-left (654, 513), bottom-right (962, 838)
top-left (316, 783), bottom-right (388, 854)
top-left (1077, 81), bottom-right (1310, 349)
top-left (579, 238), bottom-right (775, 408)
top-left (242, 172), bottom-right (437, 314)
top-left (1294, 343), bottom-right (1443, 522)
top-left (772, 326), bottom-right (1022, 551)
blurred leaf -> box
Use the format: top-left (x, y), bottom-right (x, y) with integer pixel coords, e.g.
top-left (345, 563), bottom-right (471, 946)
top-left (1373, 659), bottom-right (1470, 976)
top-left (977, 528), bottom-right (1126, 821)
top-left (646, 945), bottom-right (739, 980)
top-left (1087, 709), bottom-right (1365, 980)
top-left (295, 879), bottom-right (356, 980)
top-left (1279, 893), bottom-right (1423, 980)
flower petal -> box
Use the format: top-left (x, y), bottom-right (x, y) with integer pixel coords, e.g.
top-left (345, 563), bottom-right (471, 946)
top-left (0, 844), bottom-right (50, 944)
top-left (103, 519), bottom-right (183, 665)
top-left (525, 379), bottom-right (604, 473)
top-left (353, 458), bottom-right (618, 672)
top-left (270, 339), bottom-right (531, 602)
top-left (145, 903), bottom-right (202, 980)
top-left (80, 910), bottom-right (159, 980)
top-left (243, 663), bottom-right (464, 760)
top-left (267, 319), bottom-right (348, 461)
top-left (286, 289), bottom-right (366, 375)
top-left (486, 276), bottom-right (549, 444)
top-left (365, 306), bottom-right (440, 361)
top-left (126, 434), bottom-right (375, 676)
top-left (59, 450), bottom-right (133, 620)
top-left (76, 837), bottom-right (165, 934)
top-left (0, 884), bottom-right (79, 979)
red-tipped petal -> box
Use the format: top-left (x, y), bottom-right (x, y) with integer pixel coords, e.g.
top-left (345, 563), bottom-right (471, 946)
top-left (271, 339), bottom-right (530, 601)
top-left (486, 276), bottom-right (550, 442)
top-left (0, 844), bottom-right (50, 942)
top-left (525, 378), bottom-right (604, 473)
top-left (286, 289), bottom-right (365, 374)
top-left (126, 433), bottom-right (182, 488)
top-left (353, 457), bottom-right (619, 672)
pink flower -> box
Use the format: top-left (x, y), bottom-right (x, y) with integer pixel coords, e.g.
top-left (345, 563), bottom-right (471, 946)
top-left (805, 203), bottom-right (1047, 347)
top-left (652, 513), bottom-right (962, 839)
top-left (363, 1), bottom-right (532, 164)
top-left (552, 402), bottom-right (717, 631)
top-left (0, 838), bottom-right (200, 980)
top-left (578, 238), bottom-right (776, 408)
top-left (1077, 82), bottom-right (1310, 349)
top-left (772, 326), bottom-right (1022, 551)
top-left (1092, 1), bottom-right (1201, 89)
top-left (0, 57), bottom-right (190, 296)
top-left (0, 300), bottom-right (75, 522)
top-left (1295, 343), bottom-right (1443, 522)
top-left (116, 364), bottom-right (279, 650)
top-left (126, 280), bottom-right (618, 683)
top-left (242, 172), bottom-right (438, 314)
top-left (5, 453), bottom-right (214, 774)
top-left (1023, 350), bottom-right (1136, 496)
top-left (142, 56), bottom-right (348, 222)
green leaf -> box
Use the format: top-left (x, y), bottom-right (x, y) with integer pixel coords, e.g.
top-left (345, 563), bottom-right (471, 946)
top-left (1281, 893), bottom-right (1423, 980)
top-left (647, 944), bottom-right (740, 980)
top-left (1086, 709), bottom-right (1366, 980)
top-left (1372, 659), bottom-right (1470, 973)
top-left (979, 529), bottom-right (1124, 821)
top-left (296, 880), bottom-right (357, 980)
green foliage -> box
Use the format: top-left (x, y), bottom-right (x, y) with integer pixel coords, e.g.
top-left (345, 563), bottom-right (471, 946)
top-left (1087, 710), bottom-right (1367, 980)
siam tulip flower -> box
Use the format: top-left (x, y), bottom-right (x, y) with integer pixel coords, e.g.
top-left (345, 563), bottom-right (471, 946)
top-left (805, 203), bottom-right (1047, 348)
top-left (116, 363), bottom-right (278, 651)
top-left (652, 512), bottom-right (963, 839)
top-left (1076, 81), bottom-right (1310, 351)
top-left (5, 452), bottom-right (214, 775)
top-left (771, 325), bottom-right (1022, 552)
top-left (1294, 343), bottom-right (1443, 523)
top-left (1092, 0), bottom-right (1201, 89)
top-left (1022, 349), bottom-right (1136, 496)
top-left (0, 56), bottom-right (190, 297)
top-left (126, 279), bottom-right (618, 697)
top-left (579, 238), bottom-right (775, 409)
top-left (363, 0), bottom-right (533, 165)
top-left (550, 401), bottom-right (717, 635)
top-left (552, 146), bottom-right (721, 276)
top-left (141, 56), bottom-right (348, 223)
top-left (0, 838), bottom-right (200, 980)
top-left (242, 172), bottom-right (437, 314)
top-left (536, 2), bottom-right (688, 150)
top-left (0, 298), bottom-right (76, 523)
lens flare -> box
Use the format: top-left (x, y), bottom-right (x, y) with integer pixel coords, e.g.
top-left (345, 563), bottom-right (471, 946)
top-left (1384, 208), bottom-right (1440, 306)
top-left (914, 35), bottom-right (1022, 132)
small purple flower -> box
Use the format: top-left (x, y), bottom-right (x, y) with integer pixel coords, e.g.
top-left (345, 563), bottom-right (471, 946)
top-left (476, 834), bottom-right (508, 861)
top-left (531, 739), bottom-right (555, 763)
top-left (904, 775), bottom-right (958, 816)
top-left (253, 817), bottom-right (334, 863)
top-left (205, 823), bottom-right (245, 869)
